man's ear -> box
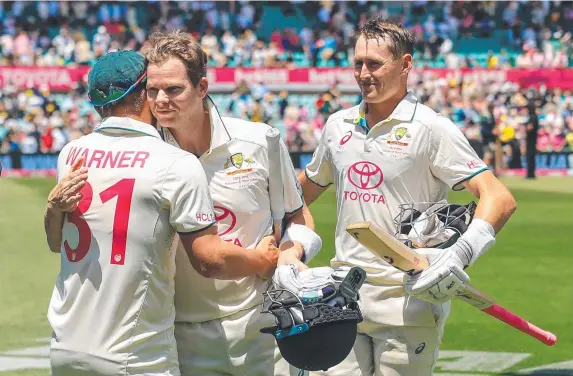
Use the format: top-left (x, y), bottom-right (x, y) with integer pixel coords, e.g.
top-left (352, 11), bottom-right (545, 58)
top-left (198, 77), bottom-right (209, 99)
top-left (402, 54), bottom-right (413, 75)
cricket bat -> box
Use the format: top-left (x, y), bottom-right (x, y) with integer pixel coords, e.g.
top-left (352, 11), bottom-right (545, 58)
top-left (346, 221), bottom-right (557, 346)
top-left (266, 128), bottom-right (285, 239)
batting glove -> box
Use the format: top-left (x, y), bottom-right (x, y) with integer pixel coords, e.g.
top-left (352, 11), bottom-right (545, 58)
top-left (405, 241), bottom-right (471, 304)
top-left (273, 265), bottom-right (336, 303)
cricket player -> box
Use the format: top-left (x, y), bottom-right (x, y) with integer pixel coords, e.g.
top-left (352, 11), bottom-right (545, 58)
top-left (298, 18), bottom-right (517, 375)
top-left (44, 50), bottom-right (280, 376)
top-left (141, 30), bottom-right (320, 376)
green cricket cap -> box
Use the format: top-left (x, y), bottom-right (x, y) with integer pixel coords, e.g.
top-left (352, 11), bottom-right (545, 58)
top-left (87, 50), bottom-right (147, 107)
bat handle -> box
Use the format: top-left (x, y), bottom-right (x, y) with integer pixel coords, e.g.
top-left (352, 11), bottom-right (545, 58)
top-left (482, 304), bottom-right (557, 346)
top-left (273, 220), bottom-right (282, 241)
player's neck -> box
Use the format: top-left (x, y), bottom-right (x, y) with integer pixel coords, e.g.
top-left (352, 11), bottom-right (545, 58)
top-left (364, 90), bottom-right (407, 128)
top-left (170, 111), bottom-right (211, 158)
top-left (126, 114), bottom-right (151, 125)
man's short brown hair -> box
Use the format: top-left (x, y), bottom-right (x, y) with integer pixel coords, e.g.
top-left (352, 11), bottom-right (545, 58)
top-left (141, 29), bottom-right (208, 87)
top-left (357, 17), bottom-right (415, 59)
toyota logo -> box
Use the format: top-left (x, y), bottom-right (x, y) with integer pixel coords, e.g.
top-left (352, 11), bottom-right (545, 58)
top-left (214, 205), bottom-right (237, 236)
top-left (347, 161), bottom-right (383, 190)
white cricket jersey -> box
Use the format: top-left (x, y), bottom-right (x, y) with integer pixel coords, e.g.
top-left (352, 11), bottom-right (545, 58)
top-left (48, 117), bottom-right (215, 375)
top-left (306, 92), bottom-right (488, 285)
top-left (163, 97), bottom-right (303, 323)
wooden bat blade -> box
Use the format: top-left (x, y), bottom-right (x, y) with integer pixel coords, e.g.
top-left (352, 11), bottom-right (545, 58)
top-left (346, 221), bottom-right (429, 276)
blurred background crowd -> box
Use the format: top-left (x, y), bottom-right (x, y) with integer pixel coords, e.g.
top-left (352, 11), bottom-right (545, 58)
top-left (2, 0), bottom-right (573, 68)
top-left (1, 0), bottom-right (573, 169)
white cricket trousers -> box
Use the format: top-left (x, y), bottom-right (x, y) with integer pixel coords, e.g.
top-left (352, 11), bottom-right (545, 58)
top-left (175, 304), bottom-right (306, 376)
top-left (50, 345), bottom-right (180, 376)
top-left (310, 282), bottom-right (451, 376)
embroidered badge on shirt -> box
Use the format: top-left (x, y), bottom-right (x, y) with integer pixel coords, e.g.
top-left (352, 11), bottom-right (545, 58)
top-left (381, 126), bottom-right (413, 159)
top-left (221, 153), bottom-right (258, 188)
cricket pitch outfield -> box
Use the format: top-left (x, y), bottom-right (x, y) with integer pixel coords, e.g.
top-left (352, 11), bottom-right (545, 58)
top-left (0, 177), bottom-right (571, 375)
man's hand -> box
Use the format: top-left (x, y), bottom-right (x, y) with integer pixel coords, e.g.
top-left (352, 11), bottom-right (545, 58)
top-left (405, 243), bottom-right (470, 304)
top-left (278, 240), bottom-right (308, 271)
top-left (45, 157), bottom-right (87, 253)
top-left (48, 157), bottom-right (88, 213)
top-left (255, 235), bottom-right (281, 280)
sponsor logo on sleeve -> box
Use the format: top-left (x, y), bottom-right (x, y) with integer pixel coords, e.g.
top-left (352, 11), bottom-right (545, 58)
top-left (466, 159), bottom-right (484, 169)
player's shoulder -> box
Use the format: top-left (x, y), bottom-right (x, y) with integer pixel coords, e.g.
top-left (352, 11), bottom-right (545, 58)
top-left (413, 101), bottom-right (457, 133)
top-left (221, 116), bottom-right (274, 148)
top-left (325, 105), bottom-right (360, 126)
top-left (57, 134), bottom-right (89, 160)
top-left (160, 145), bottom-right (203, 180)
top-left (322, 105), bottom-right (361, 134)
top-left (153, 138), bottom-right (198, 163)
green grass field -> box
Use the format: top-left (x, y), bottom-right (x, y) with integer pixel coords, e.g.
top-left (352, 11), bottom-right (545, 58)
top-left (1, 177), bottom-right (572, 375)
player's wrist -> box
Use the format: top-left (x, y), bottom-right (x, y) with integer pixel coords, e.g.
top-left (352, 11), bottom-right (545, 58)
top-left (258, 248), bottom-right (279, 279)
top-left (279, 224), bottom-right (322, 264)
top-left (456, 218), bottom-right (496, 268)
top-left (47, 200), bottom-right (63, 213)
top-left (280, 241), bottom-right (304, 260)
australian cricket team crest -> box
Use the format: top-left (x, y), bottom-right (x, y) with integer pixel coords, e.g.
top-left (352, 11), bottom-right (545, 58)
top-left (231, 153), bottom-right (244, 169)
top-left (224, 152), bottom-right (255, 175)
top-left (387, 126), bottom-right (412, 146)
top-left (395, 127), bottom-right (407, 140)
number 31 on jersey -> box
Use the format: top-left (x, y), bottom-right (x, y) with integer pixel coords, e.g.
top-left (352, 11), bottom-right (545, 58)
top-left (64, 179), bottom-right (135, 265)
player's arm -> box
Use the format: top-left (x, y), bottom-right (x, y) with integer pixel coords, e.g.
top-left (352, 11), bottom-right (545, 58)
top-left (428, 116), bottom-right (517, 267)
top-left (45, 156), bottom-right (88, 253)
top-left (179, 227), bottom-right (278, 279)
top-left (405, 116), bottom-right (516, 304)
top-left (166, 155), bottom-right (279, 280)
top-left (45, 205), bottom-right (65, 253)
top-left (462, 170), bottom-right (516, 234)
top-left (298, 170), bottom-right (329, 207)
top-left (276, 137), bottom-right (322, 267)
top-left (297, 124), bottom-right (334, 207)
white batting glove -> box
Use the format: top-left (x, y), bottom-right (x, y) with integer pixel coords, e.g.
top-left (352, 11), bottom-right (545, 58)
top-left (406, 218), bottom-right (496, 305)
top-left (273, 265), bottom-right (336, 300)
top-left (405, 242), bottom-right (470, 304)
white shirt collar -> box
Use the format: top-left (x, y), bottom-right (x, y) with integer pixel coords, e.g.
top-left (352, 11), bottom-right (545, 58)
top-left (206, 95), bottom-right (232, 152)
top-left (352, 91), bottom-right (419, 125)
top-left (95, 116), bottom-right (161, 138)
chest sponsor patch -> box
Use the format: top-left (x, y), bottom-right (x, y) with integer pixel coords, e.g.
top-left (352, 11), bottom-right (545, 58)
top-left (343, 161), bottom-right (386, 205)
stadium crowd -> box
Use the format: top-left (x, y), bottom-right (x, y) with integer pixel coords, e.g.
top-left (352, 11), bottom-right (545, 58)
top-left (2, 77), bottom-right (573, 159)
top-left (1, 1), bottom-right (573, 68)
top-left (1, 1), bottom-right (573, 165)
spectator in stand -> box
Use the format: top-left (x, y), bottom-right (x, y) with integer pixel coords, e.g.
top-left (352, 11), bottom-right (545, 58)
top-left (17, 75), bottom-right (572, 162)
top-left (1, 1), bottom-right (573, 69)
top-left (525, 103), bottom-right (540, 179)
top-left (565, 121), bottom-right (573, 151)
top-left (2, 1), bottom-right (573, 163)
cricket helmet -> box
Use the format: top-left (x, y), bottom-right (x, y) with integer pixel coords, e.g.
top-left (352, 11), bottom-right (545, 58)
top-left (260, 266), bottom-right (366, 372)
top-left (394, 200), bottom-right (477, 249)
